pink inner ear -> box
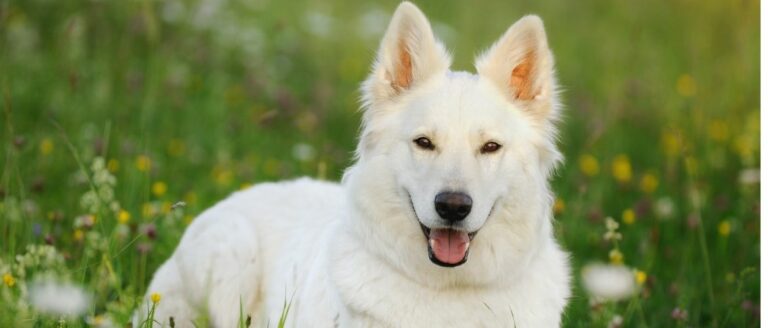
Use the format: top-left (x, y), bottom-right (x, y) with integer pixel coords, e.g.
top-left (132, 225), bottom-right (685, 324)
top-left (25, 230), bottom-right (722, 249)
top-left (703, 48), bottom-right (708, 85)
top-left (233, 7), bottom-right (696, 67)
top-left (393, 41), bottom-right (413, 90)
top-left (509, 51), bottom-right (536, 100)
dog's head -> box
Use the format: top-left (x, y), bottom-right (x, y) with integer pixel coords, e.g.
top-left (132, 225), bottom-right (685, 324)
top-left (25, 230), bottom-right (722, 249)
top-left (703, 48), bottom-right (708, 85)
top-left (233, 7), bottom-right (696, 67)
top-left (344, 2), bottom-right (561, 285)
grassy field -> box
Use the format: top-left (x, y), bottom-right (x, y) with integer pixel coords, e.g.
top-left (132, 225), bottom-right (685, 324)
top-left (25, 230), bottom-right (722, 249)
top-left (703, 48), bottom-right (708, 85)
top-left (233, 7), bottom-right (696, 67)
top-left (0, 0), bottom-right (760, 326)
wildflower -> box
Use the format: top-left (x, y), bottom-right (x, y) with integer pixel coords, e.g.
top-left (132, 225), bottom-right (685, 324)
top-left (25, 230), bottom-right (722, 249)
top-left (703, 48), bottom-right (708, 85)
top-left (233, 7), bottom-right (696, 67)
top-left (639, 173), bottom-right (659, 194)
top-left (118, 210), bottom-right (131, 224)
top-left (136, 155), bottom-right (151, 172)
top-left (142, 202), bottom-right (156, 218)
top-left (40, 138), bottom-right (54, 156)
top-left (3, 273), bottom-right (15, 287)
top-left (654, 197), bottom-right (675, 220)
top-left (152, 181), bottom-right (168, 197)
top-left (553, 198), bottom-right (565, 215)
top-left (151, 292), bottom-right (162, 304)
top-left (621, 209), bottom-right (635, 225)
top-left (140, 223), bottom-right (157, 240)
top-left (29, 280), bottom-right (92, 316)
top-left (107, 159), bottom-right (120, 173)
top-left (635, 270), bottom-right (647, 285)
top-left (579, 154), bottom-right (600, 177)
top-left (670, 307), bottom-right (688, 321)
top-left (661, 130), bottom-right (683, 158)
top-left (739, 168), bottom-right (760, 186)
top-left (240, 183), bottom-right (252, 190)
top-left (603, 217), bottom-right (622, 241)
top-left (167, 139), bottom-right (186, 157)
top-left (581, 263), bottom-right (636, 301)
top-left (73, 229), bottom-right (85, 242)
top-left (608, 315), bottom-right (623, 328)
top-left (707, 120), bottom-right (729, 142)
top-left (611, 155), bottom-right (632, 183)
top-left (292, 143), bottom-right (316, 162)
top-left (212, 165), bottom-right (233, 187)
top-left (184, 215), bottom-right (194, 225)
top-left (609, 249), bottom-right (624, 264)
top-left (184, 191), bottom-right (198, 206)
top-left (718, 220), bottom-right (731, 237)
top-left (676, 74), bottom-right (696, 97)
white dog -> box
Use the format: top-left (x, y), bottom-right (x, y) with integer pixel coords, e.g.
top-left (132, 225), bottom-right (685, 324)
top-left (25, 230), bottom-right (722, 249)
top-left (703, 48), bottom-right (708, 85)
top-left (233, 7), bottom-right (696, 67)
top-left (136, 2), bottom-right (570, 327)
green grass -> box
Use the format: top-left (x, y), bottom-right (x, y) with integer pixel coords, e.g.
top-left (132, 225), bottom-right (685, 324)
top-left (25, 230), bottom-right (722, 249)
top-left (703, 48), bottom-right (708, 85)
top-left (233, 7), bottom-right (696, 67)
top-left (0, 0), bottom-right (759, 326)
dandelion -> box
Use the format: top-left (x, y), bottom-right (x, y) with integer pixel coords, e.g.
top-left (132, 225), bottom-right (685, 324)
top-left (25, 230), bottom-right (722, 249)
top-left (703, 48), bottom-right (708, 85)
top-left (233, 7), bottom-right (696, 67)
top-left (707, 120), bottom-right (729, 142)
top-left (29, 280), bottom-right (92, 316)
top-left (73, 229), bottom-right (84, 242)
top-left (3, 273), bottom-right (15, 287)
top-left (635, 270), bottom-right (647, 285)
top-left (718, 220), bottom-right (731, 237)
top-left (152, 181), bottom-right (168, 197)
top-left (579, 154), bottom-right (600, 177)
top-left (212, 165), bottom-right (233, 187)
top-left (621, 209), bottom-right (636, 225)
top-left (136, 155), bottom-right (152, 172)
top-left (107, 159), bottom-right (120, 173)
top-left (611, 155), bottom-right (632, 183)
top-left (553, 198), bottom-right (566, 215)
top-left (581, 263), bottom-right (636, 301)
top-left (240, 183), bottom-right (252, 190)
top-left (676, 74), bottom-right (696, 97)
top-left (609, 249), bottom-right (624, 265)
top-left (661, 130), bottom-right (683, 158)
top-left (118, 210), bottom-right (131, 224)
top-left (151, 292), bottom-right (162, 304)
top-left (639, 173), bottom-right (659, 194)
top-left (167, 139), bottom-right (187, 157)
top-left (142, 202), bottom-right (156, 218)
top-left (39, 138), bottom-right (54, 156)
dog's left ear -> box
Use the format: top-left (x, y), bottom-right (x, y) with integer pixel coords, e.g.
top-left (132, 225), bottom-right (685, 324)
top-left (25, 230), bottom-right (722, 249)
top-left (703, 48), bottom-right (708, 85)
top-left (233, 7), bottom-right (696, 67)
top-left (475, 15), bottom-right (556, 121)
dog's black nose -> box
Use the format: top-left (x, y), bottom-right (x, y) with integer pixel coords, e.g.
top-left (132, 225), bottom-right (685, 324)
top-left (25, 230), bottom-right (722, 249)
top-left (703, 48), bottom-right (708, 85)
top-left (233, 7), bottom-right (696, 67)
top-left (434, 192), bottom-right (472, 222)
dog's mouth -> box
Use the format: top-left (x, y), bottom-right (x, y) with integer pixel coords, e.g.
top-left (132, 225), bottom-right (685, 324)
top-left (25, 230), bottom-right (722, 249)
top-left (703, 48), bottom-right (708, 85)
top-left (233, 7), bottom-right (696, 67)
top-left (420, 224), bottom-right (477, 267)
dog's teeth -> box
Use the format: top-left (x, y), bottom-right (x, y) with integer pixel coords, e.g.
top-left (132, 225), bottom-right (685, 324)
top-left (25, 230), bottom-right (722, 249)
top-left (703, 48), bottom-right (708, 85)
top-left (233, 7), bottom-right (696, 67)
top-left (429, 239), bottom-right (436, 250)
top-left (464, 242), bottom-right (470, 252)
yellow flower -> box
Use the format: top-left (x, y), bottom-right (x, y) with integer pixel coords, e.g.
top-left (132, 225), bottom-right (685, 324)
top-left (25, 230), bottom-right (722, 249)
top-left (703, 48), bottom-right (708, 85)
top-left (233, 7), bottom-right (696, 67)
top-left (167, 139), bottom-right (186, 157)
top-left (553, 198), bottom-right (566, 215)
top-left (40, 138), bottom-right (54, 156)
top-left (152, 181), bottom-right (168, 197)
top-left (212, 165), bottom-right (233, 187)
top-left (662, 130), bottom-right (683, 158)
top-left (579, 154), bottom-right (600, 177)
top-left (142, 202), bottom-right (156, 218)
top-left (150, 292), bottom-right (161, 304)
top-left (118, 210), bottom-right (131, 224)
top-left (161, 201), bottom-right (172, 214)
top-left (73, 229), bottom-right (84, 242)
top-left (707, 120), bottom-right (729, 142)
top-left (240, 183), bottom-right (252, 190)
top-left (718, 220), bottom-right (731, 237)
top-left (611, 155), bottom-right (632, 183)
top-left (136, 155), bottom-right (151, 172)
top-left (622, 209), bottom-right (636, 225)
top-left (107, 159), bottom-right (120, 173)
top-left (183, 215), bottom-right (194, 225)
top-left (635, 270), bottom-right (647, 285)
top-left (3, 273), bottom-right (15, 287)
top-left (184, 191), bottom-right (198, 206)
top-left (609, 249), bottom-right (624, 265)
top-left (640, 173), bottom-right (659, 194)
top-left (676, 74), bottom-right (697, 97)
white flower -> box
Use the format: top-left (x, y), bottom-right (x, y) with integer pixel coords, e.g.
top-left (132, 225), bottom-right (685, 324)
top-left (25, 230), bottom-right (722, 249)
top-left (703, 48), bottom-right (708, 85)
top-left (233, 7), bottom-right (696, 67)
top-left (29, 280), bottom-right (91, 316)
top-left (292, 143), bottom-right (316, 162)
top-left (581, 263), bottom-right (636, 301)
top-left (739, 168), bottom-right (759, 185)
top-left (654, 197), bottom-right (675, 220)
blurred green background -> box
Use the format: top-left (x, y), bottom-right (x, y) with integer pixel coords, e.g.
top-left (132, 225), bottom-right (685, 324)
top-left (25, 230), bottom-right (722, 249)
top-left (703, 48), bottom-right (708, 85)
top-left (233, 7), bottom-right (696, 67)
top-left (0, 0), bottom-right (760, 326)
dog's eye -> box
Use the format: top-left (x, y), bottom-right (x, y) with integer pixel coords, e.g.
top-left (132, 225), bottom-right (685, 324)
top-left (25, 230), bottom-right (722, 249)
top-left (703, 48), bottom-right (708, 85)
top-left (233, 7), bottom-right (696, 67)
top-left (480, 141), bottom-right (502, 154)
top-left (413, 137), bottom-right (435, 150)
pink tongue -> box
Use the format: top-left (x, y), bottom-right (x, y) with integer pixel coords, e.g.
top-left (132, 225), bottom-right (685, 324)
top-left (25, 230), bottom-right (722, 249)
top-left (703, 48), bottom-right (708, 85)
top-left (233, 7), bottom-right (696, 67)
top-left (429, 229), bottom-right (470, 264)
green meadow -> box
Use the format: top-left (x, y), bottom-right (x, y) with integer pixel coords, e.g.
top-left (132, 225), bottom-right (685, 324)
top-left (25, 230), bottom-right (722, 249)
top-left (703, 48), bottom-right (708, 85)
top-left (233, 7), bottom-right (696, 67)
top-left (0, 0), bottom-right (759, 326)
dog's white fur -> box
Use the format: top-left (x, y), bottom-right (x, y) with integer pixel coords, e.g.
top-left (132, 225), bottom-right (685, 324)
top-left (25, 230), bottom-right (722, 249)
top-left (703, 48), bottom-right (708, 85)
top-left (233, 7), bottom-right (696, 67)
top-left (136, 3), bottom-right (570, 327)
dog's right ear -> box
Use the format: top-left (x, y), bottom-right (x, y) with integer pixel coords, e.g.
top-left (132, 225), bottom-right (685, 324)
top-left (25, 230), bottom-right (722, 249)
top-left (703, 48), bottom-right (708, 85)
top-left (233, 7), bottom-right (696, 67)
top-left (362, 2), bottom-right (451, 105)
